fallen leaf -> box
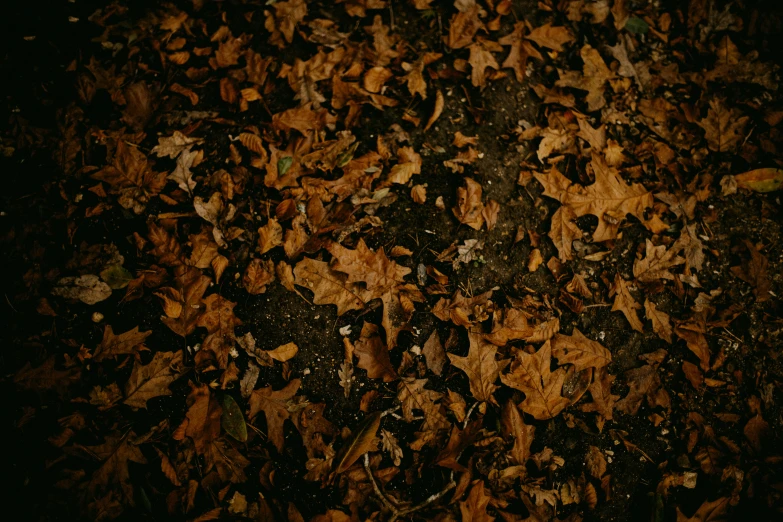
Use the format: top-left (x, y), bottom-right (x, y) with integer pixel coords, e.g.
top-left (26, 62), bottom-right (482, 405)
top-left (551, 329), bottom-right (612, 372)
top-left (124, 350), bottom-right (183, 409)
top-left (448, 331), bottom-right (500, 404)
top-left (52, 274), bottom-right (112, 305)
top-left (526, 23), bottom-right (574, 51)
top-left (644, 299), bottom-right (673, 343)
top-left (221, 394), bottom-right (248, 443)
top-left (249, 379), bottom-right (301, 451)
top-left (734, 168), bottom-right (783, 192)
top-left (610, 275), bottom-right (644, 332)
top-left (332, 411), bottom-right (381, 474)
top-left (501, 400), bottom-right (535, 465)
top-left (453, 178), bottom-right (485, 230)
top-left (501, 341), bottom-right (569, 420)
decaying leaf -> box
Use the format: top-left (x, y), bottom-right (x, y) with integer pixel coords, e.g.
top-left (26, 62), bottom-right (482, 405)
top-left (448, 331), bottom-right (500, 405)
top-left (501, 341), bottom-right (570, 420)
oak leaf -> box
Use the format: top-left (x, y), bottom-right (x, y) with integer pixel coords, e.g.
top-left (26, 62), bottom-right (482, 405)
top-left (249, 379), bottom-right (301, 451)
top-left (501, 341), bottom-right (569, 420)
top-left (551, 329), bottom-right (612, 372)
top-left (80, 432), bottom-right (147, 505)
top-left (93, 325), bottom-right (152, 362)
top-left (294, 257), bottom-right (367, 315)
top-left (124, 350), bottom-right (183, 409)
top-left (448, 331), bottom-right (500, 404)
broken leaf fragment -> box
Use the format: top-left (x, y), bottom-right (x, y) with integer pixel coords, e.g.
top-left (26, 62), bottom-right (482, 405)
top-left (52, 274), bottom-right (113, 305)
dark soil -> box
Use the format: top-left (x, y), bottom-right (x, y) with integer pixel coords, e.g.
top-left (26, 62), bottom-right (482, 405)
top-left (2, 1), bottom-right (783, 521)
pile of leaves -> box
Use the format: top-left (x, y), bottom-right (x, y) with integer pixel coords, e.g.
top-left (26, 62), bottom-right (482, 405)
top-left (2, 0), bottom-right (783, 521)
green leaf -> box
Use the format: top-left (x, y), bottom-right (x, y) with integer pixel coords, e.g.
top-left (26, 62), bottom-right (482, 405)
top-left (278, 156), bottom-right (293, 176)
top-left (222, 394), bottom-right (248, 442)
top-left (625, 17), bottom-right (649, 34)
top-left (336, 142), bottom-right (359, 167)
top-left (100, 265), bottom-right (134, 290)
top-left (734, 168), bottom-right (783, 193)
top-left (332, 411), bottom-right (381, 474)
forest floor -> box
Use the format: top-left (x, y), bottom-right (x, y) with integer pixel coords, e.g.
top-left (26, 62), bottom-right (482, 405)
top-left (1, 1), bottom-right (782, 521)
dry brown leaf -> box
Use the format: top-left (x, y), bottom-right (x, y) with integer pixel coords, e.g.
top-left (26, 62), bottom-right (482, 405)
top-left (610, 275), bottom-right (644, 332)
top-left (501, 400), bottom-right (535, 465)
top-left (448, 331), bottom-right (500, 405)
top-left (551, 329), bottom-right (612, 372)
top-left (526, 23), bottom-right (575, 51)
top-left (424, 89), bottom-right (444, 131)
top-left (697, 99), bottom-right (749, 152)
top-left (459, 480), bottom-right (495, 522)
top-left (243, 258), bottom-right (275, 295)
top-left (93, 326), bottom-right (152, 362)
top-left (354, 322), bottom-right (397, 382)
top-left (586, 446), bottom-right (607, 479)
top-left (124, 351), bottom-right (183, 409)
top-left (633, 238), bottom-right (686, 284)
top-left (249, 379), bottom-right (301, 451)
top-left (644, 299), bottom-right (673, 343)
top-left (501, 341), bottom-right (570, 420)
top-left (411, 184), bottom-right (427, 204)
top-left (175, 383), bottom-right (222, 454)
top-left (294, 257), bottom-right (367, 315)
top-left (555, 44), bottom-right (613, 112)
top-left (536, 158), bottom-right (652, 244)
top-left (453, 178), bottom-right (485, 230)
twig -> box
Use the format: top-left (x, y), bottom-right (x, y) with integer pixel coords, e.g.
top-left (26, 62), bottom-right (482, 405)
top-left (364, 453), bottom-right (456, 522)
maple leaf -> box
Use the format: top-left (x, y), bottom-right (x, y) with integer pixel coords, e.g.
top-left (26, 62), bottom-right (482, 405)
top-left (354, 322), bottom-right (397, 382)
top-left (610, 275), bottom-right (644, 332)
top-left (92, 141), bottom-right (166, 214)
top-left (697, 99), bottom-right (749, 152)
top-left (453, 178), bottom-right (485, 230)
top-left (93, 325), bottom-right (152, 362)
top-left (80, 432), bottom-right (147, 505)
top-left (203, 438), bottom-right (250, 484)
top-left (459, 481), bottom-right (496, 522)
top-left (500, 341), bottom-right (569, 420)
top-left (499, 22), bottom-right (543, 82)
top-left (633, 238), bottom-right (686, 284)
top-left (175, 383), bottom-right (223, 454)
top-left (148, 222), bottom-right (183, 266)
top-left (188, 229), bottom-right (219, 269)
top-left (551, 329), bottom-right (612, 372)
top-left (501, 400), bottom-right (535, 465)
top-left (249, 379), bottom-right (301, 451)
top-left (123, 350), bottom-right (183, 409)
top-left (327, 239), bottom-right (410, 297)
top-left (448, 331), bottom-right (500, 405)
top-left (674, 321), bottom-right (711, 371)
top-left (555, 44), bottom-right (613, 111)
top-left (294, 257), bottom-right (368, 315)
top-left (14, 356), bottom-right (81, 396)
top-left (159, 266), bottom-right (211, 337)
top-left (535, 157), bottom-right (653, 244)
